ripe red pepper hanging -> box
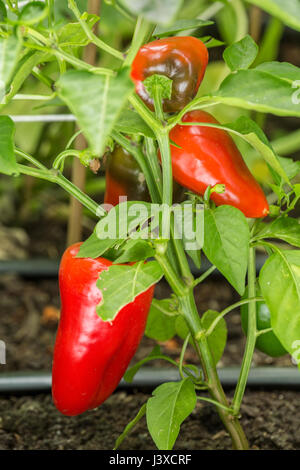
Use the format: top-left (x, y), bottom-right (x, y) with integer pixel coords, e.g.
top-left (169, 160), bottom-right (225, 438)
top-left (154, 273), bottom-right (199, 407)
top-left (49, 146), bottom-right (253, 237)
top-left (52, 243), bottom-right (155, 416)
top-left (168, 110), bottom-right (269, 218)
top-left (131, 36), bottom-right (208, 113)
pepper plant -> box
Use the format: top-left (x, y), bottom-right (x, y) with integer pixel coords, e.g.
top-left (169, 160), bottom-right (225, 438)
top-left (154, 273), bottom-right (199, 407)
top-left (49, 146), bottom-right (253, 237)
top-left (1, 0), bottom-right (300, 451)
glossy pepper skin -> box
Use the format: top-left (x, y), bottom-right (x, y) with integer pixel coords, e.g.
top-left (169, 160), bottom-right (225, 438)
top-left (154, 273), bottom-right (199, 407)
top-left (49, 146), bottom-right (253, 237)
top-left (104, 145), bottom-right (150, 206)
top-left (130, 36), bottom-right (208, 113)
top-left (241, 287), bottom-right (287, 357)
top-left (52, 243), bottom-right (155, 416)
top-left (168, 110), bottom-right (269, 218)
top-left (104, 144), bottom-right (185, 206)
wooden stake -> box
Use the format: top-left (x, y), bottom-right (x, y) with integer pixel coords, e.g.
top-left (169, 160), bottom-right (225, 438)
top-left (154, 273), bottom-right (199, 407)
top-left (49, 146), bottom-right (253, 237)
top-left (67, 0), bottom-right (101, 247)
top-left (249, 5), bottom-right (263, 43)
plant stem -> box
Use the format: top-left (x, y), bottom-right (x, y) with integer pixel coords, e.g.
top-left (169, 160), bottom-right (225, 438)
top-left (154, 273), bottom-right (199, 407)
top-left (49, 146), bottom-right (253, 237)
top-left (17, 164), bottom-right (103, 217)
top-left (52, 47), bottom-right (114, 75)
top-left (123, 15), bottom-right (154, 67)
top-left (15, 149), bottom-right (48, 170)
top-left (179, 334), bottom-right (191, 379)
top-left (193, 265), bottom-right (216, 286)
top-left (32, 67), bottom-right (54, 88)
top-left (197, 396), bottom-right (235, 415)
top-left (6, 0), bottom-right (18, 13)
top-left (179, 291), bottom-right (249, 450)
top-left (256, 327), bottom-right (273, 337)
top-left (233, 246), bottom-right (257, 415)
top-left (156, 130), bottom-right (173, 206)
top-left (154, 252), bottom-right (187, 298)
top-left (153, 85), bottom-right (165, 123)
top-left (111, 131), bottom-right (160, 204)
top-left (58, 172), bottom-right (102, 216)
top-left (170, 228), bottom-right (194, 284)
top-left (13, 93), bottom-right (55, 101)
top-left (154, 254), bottom-right (248, 448)
top-left (129, 94), bottom-right (160, 133)
top-left (68, 0), bottom-right (124, 61)
top-left (206, 297), bottom-right (263, 337)
top-left (144, 137), bottom-right (163, 198)
top-left (52, 149), bottom-right (83, 172)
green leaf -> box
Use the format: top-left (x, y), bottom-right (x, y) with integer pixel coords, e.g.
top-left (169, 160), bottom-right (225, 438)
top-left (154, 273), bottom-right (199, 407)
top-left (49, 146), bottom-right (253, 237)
top-left (259, 250), bottom-right (300, 365)
top-left (176, 201), bottom-right (204, 269)
top-left (113, 239), bottom-right (155, 263)
top-left (213, 69), bottom-right (300, 117)
top-left (33, 96), bottom-right (65, 111)
top-left (145, 299), bottom-right (177, 341)
top-left (175, 310), bottom-right (227, 365)
top-left (0, 34), bottom-right (22, 94)
top-left (175, 315), bottom-right (190, 342)
top-left (203, 206), bottom-right (250, 295)
top-left (223, 35), bottom-right (258, 71)
top-left (227, 116), bottom-right (289, 184)
top-left (77, 232), bottom-right (118, 259)
top-left (0, 1), bottom-right (7, 21)
top-left (114, 404), bottom-right (146, 450)
top-left (277, 156), bottom-right (300, 181)
top-left (153, 19), bottom-right (213, 38)
top-left (246, 0), bottom-right (300, 32)
top-left (0, 116), bottom-right (18, 176)
top-left (255, 217), bottom-right (300, 247)
top-left (96, 261), bottom-right (163, 321)
top-left (114, 109), bottom-right (154, 138)
top-left (146, 379), bottom-right (196, 450)
top-left (255, 61), bottom-right (300, 82)
top-left (120, 0), bottom-right (184, 26)
top-left (57, 14), bottom-right (99, 47)
top-left (57, 68), bottom-right (134, 155)
top-left (19, 1), bottom-right (48, 25)
top-left (200, 36), bottom-right (225, 49)
top-left (3, 51), bottom-right (50, 107)
top-left (202, 310), bottom-right (227, 365)
top-left (124, 345), bottom-right (176, 383)
top-left (95, 201), bottom-right (157, 241)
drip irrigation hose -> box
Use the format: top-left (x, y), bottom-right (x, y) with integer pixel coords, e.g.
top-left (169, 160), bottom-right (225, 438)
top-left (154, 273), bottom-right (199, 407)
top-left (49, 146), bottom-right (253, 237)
top-left (0, 367), bottom-right (299, 395)
top-left (0, 259), bottom-right (60, 278)
top-left (0, 254), bottom-right (268, 278)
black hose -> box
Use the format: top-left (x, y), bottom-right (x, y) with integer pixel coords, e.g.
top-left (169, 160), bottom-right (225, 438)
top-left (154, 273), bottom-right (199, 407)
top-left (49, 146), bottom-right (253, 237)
top-left (0, 254), bottom-right (268, 279)
top-left (0, 367), bottom-right (299, 395)
top-left (0, 259), bottom-right (59, 278)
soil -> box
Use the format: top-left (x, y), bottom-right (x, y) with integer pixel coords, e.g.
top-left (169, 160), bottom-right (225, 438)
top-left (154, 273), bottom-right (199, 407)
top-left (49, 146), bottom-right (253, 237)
top-left (0, 390), bottom-right (299, 450)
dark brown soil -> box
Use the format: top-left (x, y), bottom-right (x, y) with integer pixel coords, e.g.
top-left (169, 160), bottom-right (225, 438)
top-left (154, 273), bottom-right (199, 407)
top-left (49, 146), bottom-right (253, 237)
top-left (0, 390), bottom-right (299, 450)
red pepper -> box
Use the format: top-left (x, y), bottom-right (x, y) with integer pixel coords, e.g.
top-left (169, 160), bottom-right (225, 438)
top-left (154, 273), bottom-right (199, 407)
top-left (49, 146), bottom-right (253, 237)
top-left (168, 110), bottom-right (269, 218)
top-left (131, 36), bottom-right (208, 113)
top-left (104, 172), bottom-right (127, 207)
top-left (52, 243), bottom-right (154, 416)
